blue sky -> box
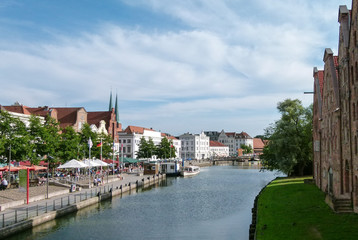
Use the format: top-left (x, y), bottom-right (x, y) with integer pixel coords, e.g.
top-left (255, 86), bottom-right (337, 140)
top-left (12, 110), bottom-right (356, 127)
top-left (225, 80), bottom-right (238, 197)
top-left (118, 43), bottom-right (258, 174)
top-left (0, 0), bottom-right (352, 137)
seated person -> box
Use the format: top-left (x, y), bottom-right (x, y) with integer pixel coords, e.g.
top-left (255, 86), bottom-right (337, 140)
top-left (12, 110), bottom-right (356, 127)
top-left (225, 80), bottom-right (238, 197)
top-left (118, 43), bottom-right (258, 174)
top-left (1, 178), bottom-right (8, 190)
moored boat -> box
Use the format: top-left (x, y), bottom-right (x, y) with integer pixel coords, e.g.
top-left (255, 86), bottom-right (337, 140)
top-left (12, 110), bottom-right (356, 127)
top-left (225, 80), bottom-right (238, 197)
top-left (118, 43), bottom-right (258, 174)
top-left (180, 166), bottom-right (200, 177)
top-left (160, 161), bottom-right (181, 176)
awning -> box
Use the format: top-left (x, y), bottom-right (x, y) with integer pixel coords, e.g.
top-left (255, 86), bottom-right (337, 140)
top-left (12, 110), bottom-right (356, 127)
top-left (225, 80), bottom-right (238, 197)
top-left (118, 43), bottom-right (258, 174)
top-left (57, 159), bottom-right (88, 169)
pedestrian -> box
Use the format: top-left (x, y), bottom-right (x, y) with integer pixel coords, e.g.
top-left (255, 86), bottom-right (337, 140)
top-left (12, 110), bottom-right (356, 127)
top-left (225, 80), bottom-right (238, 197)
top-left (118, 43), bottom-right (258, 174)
top-left (1, 178), bottom-right (8, 190)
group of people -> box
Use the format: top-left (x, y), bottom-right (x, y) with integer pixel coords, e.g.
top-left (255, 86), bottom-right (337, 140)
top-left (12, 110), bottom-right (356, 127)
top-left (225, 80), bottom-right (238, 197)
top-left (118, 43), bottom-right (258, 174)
top-left (93, 176), bottom-right (102, 186)
top-left (0, 178), bottom-right (8, 190)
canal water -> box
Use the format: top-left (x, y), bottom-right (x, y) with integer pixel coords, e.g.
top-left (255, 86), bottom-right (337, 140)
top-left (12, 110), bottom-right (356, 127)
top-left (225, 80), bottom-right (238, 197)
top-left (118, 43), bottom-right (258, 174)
top-left (9, 166), bottom-right (281, 240)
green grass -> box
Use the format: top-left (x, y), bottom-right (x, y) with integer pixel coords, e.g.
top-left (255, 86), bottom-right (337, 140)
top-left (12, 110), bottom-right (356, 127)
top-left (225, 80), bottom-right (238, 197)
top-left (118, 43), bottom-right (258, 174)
top-left (256, 177), bottom-right (358, 240)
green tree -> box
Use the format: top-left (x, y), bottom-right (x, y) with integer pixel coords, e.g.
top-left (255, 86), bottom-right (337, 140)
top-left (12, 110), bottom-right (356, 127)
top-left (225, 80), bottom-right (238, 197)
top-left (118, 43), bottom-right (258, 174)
top-left (58, 126), bottom-right (81, 161)
top-left (79, 123), bottom-right (98, 159)
top-left (240, 144), bottom-right (253, 155)
top-left (137, 137), bottom-right (149, 158)
top-left (94, 133), bottom-right (113, 160)
top-left (157, 138), bottom-right (176, 159)
top-left (261, 99), bottom-right (313, 176)
top-left (0, 110), bottom-right (29, 163)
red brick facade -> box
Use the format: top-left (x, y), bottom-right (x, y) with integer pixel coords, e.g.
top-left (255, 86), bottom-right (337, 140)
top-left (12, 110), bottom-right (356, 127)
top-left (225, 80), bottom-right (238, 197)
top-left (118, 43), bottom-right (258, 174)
top-left (313, 3), bottom-right (358, 212)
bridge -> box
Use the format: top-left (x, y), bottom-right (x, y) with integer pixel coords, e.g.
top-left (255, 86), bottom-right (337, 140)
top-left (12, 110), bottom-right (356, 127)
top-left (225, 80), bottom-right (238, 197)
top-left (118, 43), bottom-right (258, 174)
top-left (212, 155), bottom-right (261, 166)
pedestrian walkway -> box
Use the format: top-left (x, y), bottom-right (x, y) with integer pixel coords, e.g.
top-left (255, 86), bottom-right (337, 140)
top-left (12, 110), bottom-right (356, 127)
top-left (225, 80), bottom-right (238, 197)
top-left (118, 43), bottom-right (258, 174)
top-left (0, 172), bottom-right (145, 211)
top-left (0, 172), bottom-right (165, 237)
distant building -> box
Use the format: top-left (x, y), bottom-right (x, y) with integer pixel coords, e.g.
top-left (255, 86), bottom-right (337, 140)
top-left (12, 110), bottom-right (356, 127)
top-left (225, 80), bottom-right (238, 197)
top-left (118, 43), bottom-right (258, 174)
top-left (204, 131), bottom-right (220, 141)
top-left (253, 138), bottom-right (265, 155)
top-left (217, 130), bottom-right (253, 156)
top-left (179, 132), bottom-right (210, 160)
top-left (209, 140), bottom-right (229, 158)
top-left (117, 126), bottom-right (181, 159)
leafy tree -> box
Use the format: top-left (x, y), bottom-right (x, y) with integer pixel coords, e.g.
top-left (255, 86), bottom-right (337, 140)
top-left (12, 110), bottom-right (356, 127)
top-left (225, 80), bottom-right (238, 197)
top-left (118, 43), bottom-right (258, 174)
top-left (137, 137), bottom-right (149, 158)
top-left (94, 133), bottom-right (113, 160)
top-left (79, 123), bottom-right (98, 159)
top-left (58, 126), bottom-right (81, 161)
top-left (240, 144), bottom-right (253, 155)
top-left (261, 99), bottom-right (313, 176)
top-left (147, 138), bottom-right (157, 158)
top-left (0, 110), bottom-right (29, 163)
top-left (157, 138), bottom-right (176, 159)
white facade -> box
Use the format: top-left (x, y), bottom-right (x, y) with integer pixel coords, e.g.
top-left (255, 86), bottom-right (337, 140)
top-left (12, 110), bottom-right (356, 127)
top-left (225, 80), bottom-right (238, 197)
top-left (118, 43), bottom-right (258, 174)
top-left (209, 143), bottom-right (229, 158)
top-left (90, 120), bottom-right (108, 135)
top-left (179, 132), bottom-right (210, 160)
top-left (8, 111), bottom-right (45, 127)
top-left (118, 127), bottom-right (181, 159)
top-left (217, 130), bottom-right (253, 156)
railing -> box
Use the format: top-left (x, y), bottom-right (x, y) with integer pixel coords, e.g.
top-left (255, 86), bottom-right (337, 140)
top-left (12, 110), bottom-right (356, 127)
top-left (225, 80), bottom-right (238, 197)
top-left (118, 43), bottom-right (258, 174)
top-left (0, 173), bottom-right (165, 230)
top-left (0, 184), bottom-right (115, 229)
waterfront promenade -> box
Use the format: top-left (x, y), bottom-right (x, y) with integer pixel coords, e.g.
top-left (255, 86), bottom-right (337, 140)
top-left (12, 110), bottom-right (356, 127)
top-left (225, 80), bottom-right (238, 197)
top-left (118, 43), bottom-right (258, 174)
top-left (0, 172), bottom-right (165, 238)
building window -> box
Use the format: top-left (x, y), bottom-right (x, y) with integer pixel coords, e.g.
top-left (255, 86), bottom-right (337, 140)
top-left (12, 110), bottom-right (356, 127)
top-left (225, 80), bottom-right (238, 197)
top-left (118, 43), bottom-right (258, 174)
top-left (128, 139), bottom-right (131, 143)
top-left (119, 140), bottom-right (121, 143)
top-left (123, 139), bottom-right (126, 143)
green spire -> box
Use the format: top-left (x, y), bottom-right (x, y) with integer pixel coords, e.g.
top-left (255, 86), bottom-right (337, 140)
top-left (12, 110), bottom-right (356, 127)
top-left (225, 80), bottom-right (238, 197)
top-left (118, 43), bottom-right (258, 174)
top-left (109, 90), bottom-right (113, 111)
top-left (115, 93), bottom-right (120, 123)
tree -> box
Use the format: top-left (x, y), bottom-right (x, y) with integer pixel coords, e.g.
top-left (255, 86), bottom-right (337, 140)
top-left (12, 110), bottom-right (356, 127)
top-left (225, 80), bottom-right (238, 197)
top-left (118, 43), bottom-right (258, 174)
top-left (261, 99), bottom-right (313, 176)
top-left (79, 123), bottom-right (98, 159)
top-left (157, 138), bottom-right (176, 159)
top-left (240, 144), bottom-right (253, 155)
top-left (0, 110), bottom-right (29, 162)
top-left (137, 137), bottom-right (149, 159)
top-left (58, 126), bottom-right (81, 161)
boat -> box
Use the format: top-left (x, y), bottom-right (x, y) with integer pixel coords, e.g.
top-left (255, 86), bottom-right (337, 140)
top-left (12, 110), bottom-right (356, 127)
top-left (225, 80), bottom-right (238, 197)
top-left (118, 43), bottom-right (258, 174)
top-left (160, 161), bottom-right (181, 176)
top-left (180, 166), bottom-right (200, 177)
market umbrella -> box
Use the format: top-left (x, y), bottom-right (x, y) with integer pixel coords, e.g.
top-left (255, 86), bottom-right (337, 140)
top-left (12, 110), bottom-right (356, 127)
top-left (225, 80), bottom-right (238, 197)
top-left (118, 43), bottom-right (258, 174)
top-left (92, 159), bottom-right (109, 167)
top-left (83, 159), bottom-right (102, 167)
top-left (57, 159), bottom-right (88, 169)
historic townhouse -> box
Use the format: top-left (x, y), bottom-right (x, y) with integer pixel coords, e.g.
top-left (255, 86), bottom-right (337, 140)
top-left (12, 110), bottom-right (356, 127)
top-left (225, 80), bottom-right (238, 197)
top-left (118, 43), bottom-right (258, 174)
top-left (217, 130), bottom-right (254, 156)
top-left (118, 126), bottom-right (181, 159)
top-left (209, 140), bottom-right (229, 158)
top-left (179, 132), bottom-right (210, 160)
top-left (313, 3), bottom-right (358, 212)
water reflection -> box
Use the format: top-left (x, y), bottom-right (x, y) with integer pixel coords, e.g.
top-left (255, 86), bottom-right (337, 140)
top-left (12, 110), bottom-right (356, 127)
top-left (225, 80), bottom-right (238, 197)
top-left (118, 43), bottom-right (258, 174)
top-left (8, 166), bottom-right (281, 240)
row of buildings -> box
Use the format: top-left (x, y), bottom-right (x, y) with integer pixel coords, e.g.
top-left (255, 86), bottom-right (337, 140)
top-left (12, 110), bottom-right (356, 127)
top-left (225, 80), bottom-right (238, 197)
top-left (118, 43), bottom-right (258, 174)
top-left (313, 1), bottom-right (358, 213)
top-left (1, 94), bottom-right (264, 161)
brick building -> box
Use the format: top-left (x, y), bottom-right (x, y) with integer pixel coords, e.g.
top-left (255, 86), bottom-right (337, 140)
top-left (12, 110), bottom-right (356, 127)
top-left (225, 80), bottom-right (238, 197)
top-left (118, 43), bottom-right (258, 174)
top-left (313, 3), bottom-right (358, 213)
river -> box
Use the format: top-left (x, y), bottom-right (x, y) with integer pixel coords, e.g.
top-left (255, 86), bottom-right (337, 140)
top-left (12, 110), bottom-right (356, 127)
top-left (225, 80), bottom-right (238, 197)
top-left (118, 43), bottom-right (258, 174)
top-left (8, 165), bottom-right (281, 240)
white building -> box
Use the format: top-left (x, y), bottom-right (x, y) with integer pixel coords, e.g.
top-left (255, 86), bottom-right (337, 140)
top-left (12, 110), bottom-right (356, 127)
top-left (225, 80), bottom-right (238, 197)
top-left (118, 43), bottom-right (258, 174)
top-left (209, 140), bottom-right (229, 158)
top-left (217, 130), bottom-right (253, 156)
top-left (117, 126), bottom-right (181, 159)
top-left (179, 132), bottom-right (210, 160)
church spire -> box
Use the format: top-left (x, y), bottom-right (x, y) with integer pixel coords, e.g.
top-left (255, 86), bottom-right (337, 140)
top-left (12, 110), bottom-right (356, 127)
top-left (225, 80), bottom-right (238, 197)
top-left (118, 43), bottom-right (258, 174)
top-left (115, 92), bottom-right (120, 123)
top-left (109, 90), bottom-right (113, 111)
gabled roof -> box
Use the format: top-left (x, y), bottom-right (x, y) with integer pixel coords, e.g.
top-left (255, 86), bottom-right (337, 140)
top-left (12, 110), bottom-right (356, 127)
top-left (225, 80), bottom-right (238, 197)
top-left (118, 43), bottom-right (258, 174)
top-left (2, 105), bottom-right (32, 115)
top-left (87, 111), bottom-right (112, 128)
top-left (122, 125), bottom-right (154, 134)
top-left (210, 140), bottom-right (227, 147)
top-left (50, 107), bottom-right (85, 128)
top-left (253, 138), bottom-right (265, 149)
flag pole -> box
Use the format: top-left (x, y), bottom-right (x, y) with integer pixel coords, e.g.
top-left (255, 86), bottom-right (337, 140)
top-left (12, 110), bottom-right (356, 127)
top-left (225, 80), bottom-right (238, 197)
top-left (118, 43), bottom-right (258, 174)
top-left (112, 139), bottom-right (115, 176)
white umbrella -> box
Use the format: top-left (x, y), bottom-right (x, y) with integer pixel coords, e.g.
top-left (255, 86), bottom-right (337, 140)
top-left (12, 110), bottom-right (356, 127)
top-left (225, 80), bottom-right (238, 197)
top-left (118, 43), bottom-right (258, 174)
top-left (93, 159), bottom-right (109, 167)
top-left (83, 159), bottom-right (102, 167)
top-left (57, 159), bottom-right (88, 169)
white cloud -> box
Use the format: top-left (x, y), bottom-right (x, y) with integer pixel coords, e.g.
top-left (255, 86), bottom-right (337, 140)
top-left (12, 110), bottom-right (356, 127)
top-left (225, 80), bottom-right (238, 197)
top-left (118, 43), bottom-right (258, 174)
top-left (0, 0), bottom-right (346, 135)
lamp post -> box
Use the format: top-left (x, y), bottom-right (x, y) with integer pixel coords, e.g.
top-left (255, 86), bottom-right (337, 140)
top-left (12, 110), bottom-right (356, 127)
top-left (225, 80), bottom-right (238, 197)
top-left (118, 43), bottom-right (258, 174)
top-left (7, 144), bottom-right (11, 183)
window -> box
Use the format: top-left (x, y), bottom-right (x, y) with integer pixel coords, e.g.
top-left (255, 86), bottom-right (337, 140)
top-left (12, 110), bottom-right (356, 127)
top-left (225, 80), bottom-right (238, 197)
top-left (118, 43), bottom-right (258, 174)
top-left (127, 146), bottom-right (131, 153)
top-left (128, 139), bottom-right (131, 143)
top-left (119, 140), bottom-right (121, 143)
top-left (123, 139), bottom-right (126, 143)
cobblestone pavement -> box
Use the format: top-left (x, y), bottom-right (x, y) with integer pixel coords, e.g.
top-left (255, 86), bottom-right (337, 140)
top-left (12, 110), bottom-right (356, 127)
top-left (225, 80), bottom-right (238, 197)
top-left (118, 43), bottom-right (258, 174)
top-left (0, 185), bottom-right (68, 204)
top-left (0, 172), bottom-right (144, 205)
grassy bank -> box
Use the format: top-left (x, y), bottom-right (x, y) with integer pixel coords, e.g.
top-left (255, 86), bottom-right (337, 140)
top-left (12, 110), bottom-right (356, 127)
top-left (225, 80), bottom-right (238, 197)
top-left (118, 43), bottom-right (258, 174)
top-left (256, 177), bottom-right (358, 240)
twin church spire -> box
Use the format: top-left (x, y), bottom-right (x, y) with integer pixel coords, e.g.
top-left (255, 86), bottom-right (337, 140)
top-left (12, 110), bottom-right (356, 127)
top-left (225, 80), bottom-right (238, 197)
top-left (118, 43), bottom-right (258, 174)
top-left (109, 90), bottom-right (120, 123)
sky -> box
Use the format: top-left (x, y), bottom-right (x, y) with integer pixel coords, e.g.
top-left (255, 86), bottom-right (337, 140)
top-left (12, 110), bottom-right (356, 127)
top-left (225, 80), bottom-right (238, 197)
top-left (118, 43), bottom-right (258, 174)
top-left (0, 0), bottom-right (352, 137)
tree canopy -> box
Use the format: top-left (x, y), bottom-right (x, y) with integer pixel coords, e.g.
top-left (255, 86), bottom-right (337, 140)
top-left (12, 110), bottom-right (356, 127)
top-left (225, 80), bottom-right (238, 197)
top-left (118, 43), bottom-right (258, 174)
top-left (136, 137), bottom-right (176, 159)
top-left (0, 110), bottom-right (115, 165)
top-left (261, 99), bottom-right (313, 176)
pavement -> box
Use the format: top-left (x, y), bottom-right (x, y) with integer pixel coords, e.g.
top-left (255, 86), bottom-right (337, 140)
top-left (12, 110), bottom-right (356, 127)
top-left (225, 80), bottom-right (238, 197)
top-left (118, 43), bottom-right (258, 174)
top-left (0, 172), bottom-right (146, 210)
